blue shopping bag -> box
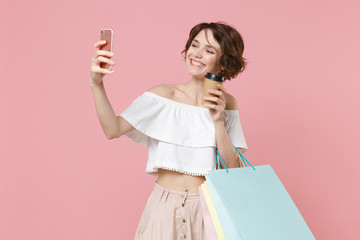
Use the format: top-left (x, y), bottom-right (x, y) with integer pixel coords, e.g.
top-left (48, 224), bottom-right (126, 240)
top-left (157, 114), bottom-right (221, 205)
top-left (205, 146), bottom-right (316, 240)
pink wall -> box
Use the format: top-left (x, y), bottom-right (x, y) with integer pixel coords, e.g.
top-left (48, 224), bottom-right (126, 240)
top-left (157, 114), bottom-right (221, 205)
top-left (1, 0), bottom-right (359, 239)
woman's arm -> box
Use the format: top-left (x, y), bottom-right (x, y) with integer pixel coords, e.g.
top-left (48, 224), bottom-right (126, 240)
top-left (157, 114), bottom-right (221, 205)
top-left (214, 117), bottom-right (242, 169)
top-left (90, 82), bottom-right (134, 139)
top-left (203, 84), bottom-right (245, 168)
top-left (90, 40), bottom-right (134, 139)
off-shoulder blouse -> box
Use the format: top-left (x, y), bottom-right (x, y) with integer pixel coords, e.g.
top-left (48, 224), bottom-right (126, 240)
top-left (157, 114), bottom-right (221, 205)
top-left (118, 91), bottom-right (248, 176)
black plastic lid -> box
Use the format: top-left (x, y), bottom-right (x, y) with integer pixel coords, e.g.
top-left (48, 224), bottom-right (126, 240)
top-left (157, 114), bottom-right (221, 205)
top-left (205, 72), bottom-right (224, 82)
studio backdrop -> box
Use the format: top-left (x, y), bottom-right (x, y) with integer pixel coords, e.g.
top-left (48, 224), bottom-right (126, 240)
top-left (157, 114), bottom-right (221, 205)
top-left (1, 0), bottom-right (359, 239)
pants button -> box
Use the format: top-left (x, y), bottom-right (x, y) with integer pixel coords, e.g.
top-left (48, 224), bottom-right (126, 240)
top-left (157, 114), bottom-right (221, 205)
top-left (184, 234), bottom-right (186, 238)
top-left (182, 203), bottom-right (185, 207)
top-left (183, 219), bottom-right (186, 223)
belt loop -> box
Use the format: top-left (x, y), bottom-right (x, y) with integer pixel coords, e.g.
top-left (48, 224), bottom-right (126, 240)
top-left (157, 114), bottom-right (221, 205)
top-left (165, 190), bottom-right (170, 202)
top-left (183, 189), bottom-right (189, 204)
top-left (159, 188), bottom-right (165, 202)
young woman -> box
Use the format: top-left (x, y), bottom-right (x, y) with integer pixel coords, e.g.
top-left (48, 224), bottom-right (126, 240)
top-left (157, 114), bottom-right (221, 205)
top-left (90, 21), bottom-right (248, 240)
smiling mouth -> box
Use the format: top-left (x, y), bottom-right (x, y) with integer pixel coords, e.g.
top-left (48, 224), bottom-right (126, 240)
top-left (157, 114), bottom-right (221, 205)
top-left (190, 59), bottom-right (205, 67)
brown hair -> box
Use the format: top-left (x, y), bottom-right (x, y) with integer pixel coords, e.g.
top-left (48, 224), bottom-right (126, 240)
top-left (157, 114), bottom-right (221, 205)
top-left (181, 21), bottom-right (247, 81)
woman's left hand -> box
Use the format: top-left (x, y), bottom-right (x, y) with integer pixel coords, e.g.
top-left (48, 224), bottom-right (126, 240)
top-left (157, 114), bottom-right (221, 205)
top-left (202, 84), bottom-right (227, 123)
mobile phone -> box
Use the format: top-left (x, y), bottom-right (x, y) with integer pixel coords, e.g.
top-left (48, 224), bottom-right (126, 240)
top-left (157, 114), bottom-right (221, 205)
top-left (100, 29), bottom-right (113, 70)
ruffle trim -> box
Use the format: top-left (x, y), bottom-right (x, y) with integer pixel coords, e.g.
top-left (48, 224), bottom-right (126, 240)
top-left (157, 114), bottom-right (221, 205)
top-left (119, 91), bottom-right (246, 148)
top-left (146, 165), bottom-right (211, 177)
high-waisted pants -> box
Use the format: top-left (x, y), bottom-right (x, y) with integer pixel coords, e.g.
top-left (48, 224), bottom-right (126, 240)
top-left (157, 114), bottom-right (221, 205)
top-left (134, 182), bottom-right (205, 240)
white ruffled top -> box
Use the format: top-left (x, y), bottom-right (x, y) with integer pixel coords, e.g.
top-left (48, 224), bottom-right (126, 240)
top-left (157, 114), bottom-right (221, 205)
top-left (118, 91), bottom-right (248, 176)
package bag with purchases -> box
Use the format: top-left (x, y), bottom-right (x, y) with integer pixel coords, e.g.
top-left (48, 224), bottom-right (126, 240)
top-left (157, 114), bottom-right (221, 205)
top-left (201, 145), bottom-right (316, 240)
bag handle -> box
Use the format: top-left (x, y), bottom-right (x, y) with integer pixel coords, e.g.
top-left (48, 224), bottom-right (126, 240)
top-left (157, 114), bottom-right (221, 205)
top-left (216, 145), bottom-right (255, 173)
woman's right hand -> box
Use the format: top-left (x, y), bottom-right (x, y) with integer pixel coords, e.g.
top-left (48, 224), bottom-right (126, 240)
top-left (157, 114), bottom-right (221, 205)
top-left (90, 40), bottom-right (115, 86)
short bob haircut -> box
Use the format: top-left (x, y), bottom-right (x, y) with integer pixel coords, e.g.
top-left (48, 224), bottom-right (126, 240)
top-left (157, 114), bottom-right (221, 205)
top-left (181, 21), bottom-right (247, 81)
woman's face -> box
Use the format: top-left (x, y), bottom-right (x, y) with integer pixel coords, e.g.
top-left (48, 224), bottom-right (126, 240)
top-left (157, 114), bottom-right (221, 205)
top-left (185, 29), bottom-right (222, 79)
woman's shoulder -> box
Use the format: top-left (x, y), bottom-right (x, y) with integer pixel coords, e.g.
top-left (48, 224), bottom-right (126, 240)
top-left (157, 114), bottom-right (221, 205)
top-left (146, 84), bottom-right (177, 99)
top-left (224, 92), bottom-right (238, 110)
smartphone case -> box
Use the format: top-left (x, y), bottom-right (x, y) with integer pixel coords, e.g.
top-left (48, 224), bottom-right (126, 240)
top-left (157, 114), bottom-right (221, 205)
top-left (100, 29), bottom-right (113, 70)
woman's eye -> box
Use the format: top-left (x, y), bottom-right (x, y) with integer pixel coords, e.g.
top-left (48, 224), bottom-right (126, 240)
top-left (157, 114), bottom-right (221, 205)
top-left (191, 44), bottom-right (214, 54)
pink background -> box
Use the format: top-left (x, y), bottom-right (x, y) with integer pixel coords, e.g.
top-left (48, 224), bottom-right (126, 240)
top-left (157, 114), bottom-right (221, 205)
top-left (1, 0), bottom-right (359, 239)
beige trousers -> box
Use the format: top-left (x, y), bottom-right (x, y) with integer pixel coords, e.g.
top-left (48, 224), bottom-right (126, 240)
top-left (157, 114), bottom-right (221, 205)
top-left (134, 182), bottom-right (206, 240)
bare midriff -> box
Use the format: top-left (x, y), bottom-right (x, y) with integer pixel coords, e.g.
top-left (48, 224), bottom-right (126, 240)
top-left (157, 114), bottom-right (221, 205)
top-left (156, 168), bottom-right (206, 193)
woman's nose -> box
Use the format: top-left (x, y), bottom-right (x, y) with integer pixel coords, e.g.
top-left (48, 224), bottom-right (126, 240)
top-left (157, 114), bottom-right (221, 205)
top-left (193, 49), bottom-right (202, 58)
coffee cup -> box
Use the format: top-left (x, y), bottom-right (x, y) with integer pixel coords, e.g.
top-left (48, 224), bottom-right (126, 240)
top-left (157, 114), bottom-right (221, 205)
top-left (201, 72), bottom-right (224, 105)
